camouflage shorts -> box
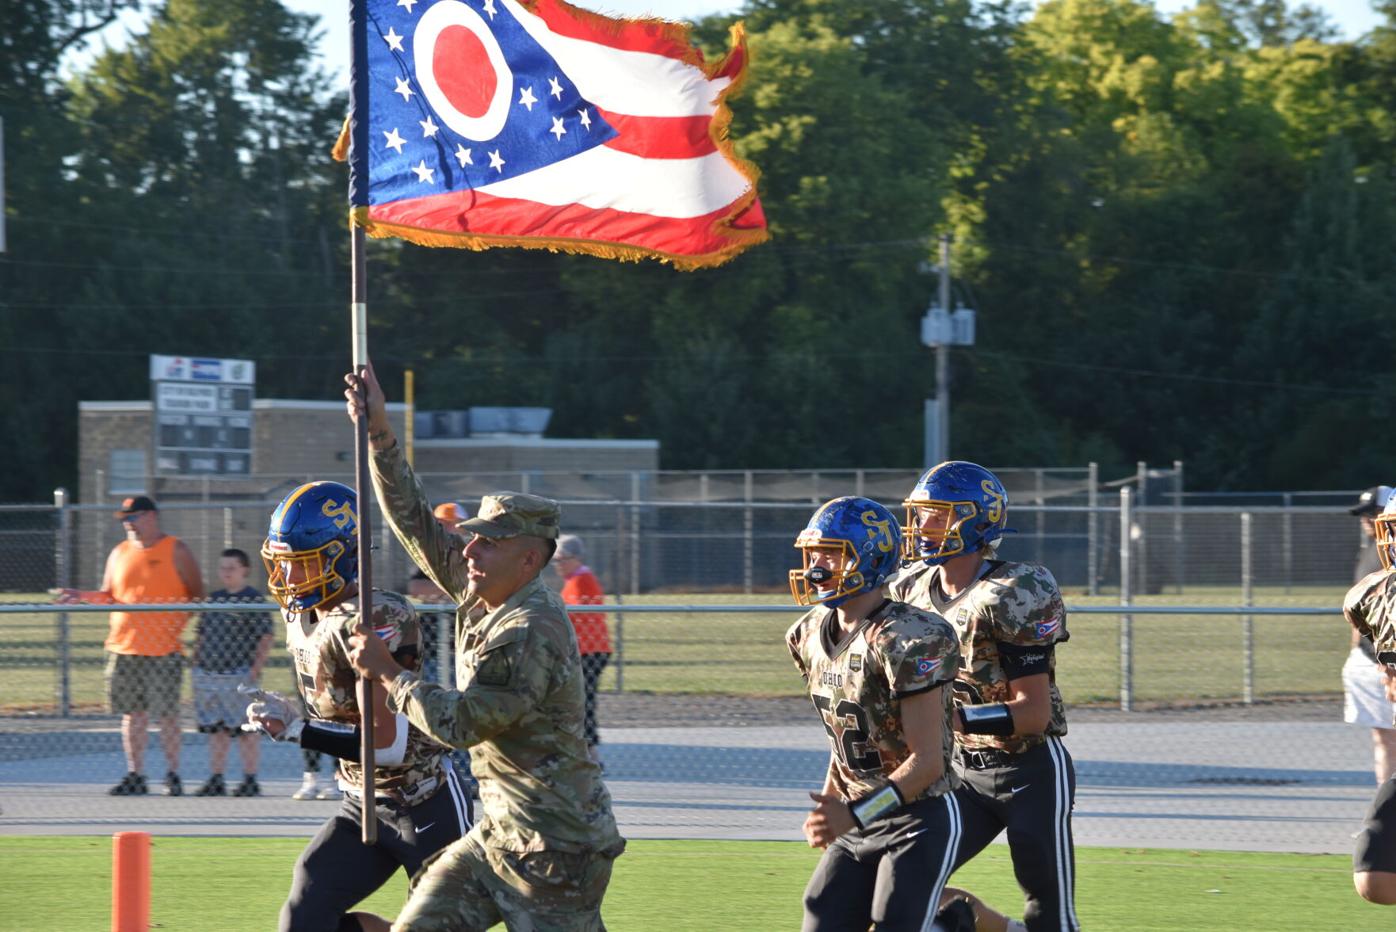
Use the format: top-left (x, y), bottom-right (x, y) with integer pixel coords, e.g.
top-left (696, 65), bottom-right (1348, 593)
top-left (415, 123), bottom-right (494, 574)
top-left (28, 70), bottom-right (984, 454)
top-left (393, 831), bottom-right (623, 932)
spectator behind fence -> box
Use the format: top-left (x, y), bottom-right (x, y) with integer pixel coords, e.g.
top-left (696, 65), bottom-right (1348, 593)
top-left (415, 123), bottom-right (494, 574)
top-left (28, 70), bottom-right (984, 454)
top-left (406, 501), bottom-right (467, 681)
top-left (191, 548), bottom-right (274, 797)
top-left (55, 495), bottom-right (204, 797)
top-left (553, 534), bottom-right (612, 765)
top-left (1347, 486), bottom-right (1396, 784)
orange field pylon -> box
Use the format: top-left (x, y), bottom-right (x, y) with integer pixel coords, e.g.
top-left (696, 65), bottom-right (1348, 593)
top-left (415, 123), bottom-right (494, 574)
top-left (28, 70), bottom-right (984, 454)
top-left (112, 831), bottom-right (151, 932)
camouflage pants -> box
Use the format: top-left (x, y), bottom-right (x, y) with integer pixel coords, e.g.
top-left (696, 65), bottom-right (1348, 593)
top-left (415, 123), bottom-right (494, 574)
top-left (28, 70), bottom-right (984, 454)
top-left (393, 831), bottom-right (623, 931)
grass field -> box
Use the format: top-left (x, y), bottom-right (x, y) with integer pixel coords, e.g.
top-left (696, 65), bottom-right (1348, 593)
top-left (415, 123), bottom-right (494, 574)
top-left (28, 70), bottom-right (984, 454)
top-left (1, 587), bottom-right (1353, 711)
top-left (0, 837), bottom-right (1392, 930)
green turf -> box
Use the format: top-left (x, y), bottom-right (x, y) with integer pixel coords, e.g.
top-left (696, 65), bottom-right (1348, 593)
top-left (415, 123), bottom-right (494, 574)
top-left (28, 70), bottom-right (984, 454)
top-left (0, 837), bottom-right (1392, 930)
top-left (1, 587), bottom-right (1354, 711)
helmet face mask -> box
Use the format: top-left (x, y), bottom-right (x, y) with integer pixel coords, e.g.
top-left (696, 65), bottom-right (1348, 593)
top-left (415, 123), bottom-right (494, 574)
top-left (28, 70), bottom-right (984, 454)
top-left (261, 481), bottom-right (359, 612)
top-left (1377, 498), bottom-right (1396, 572)
top-left (902, 461), bottom-right (1010, 566)
top-left (789, 497), bottom-right (900, 609)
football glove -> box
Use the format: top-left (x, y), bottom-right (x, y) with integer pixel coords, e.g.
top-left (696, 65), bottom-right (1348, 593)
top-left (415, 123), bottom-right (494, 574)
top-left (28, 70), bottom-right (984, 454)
top-left (239, 684), bottom-right (304, 742)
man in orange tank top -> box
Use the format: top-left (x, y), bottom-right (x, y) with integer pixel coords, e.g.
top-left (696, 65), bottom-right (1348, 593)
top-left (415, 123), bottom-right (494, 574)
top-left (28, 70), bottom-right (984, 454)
top-left (56, 496), bottom-right (204, 796)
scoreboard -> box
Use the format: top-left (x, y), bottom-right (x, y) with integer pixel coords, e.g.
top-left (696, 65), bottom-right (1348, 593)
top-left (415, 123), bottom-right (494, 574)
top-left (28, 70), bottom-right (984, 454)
top-left (149, 355), bottom-right (255, 477)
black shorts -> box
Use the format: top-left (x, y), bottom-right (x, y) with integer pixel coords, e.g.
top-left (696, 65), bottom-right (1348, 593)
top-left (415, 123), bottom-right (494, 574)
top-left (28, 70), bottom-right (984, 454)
top-left (1355, 775), bottom-right (1396, 874)
top-left (280, 764), bottom-right (474, 932)
top-left (801, 793), bottom-right (961, 932)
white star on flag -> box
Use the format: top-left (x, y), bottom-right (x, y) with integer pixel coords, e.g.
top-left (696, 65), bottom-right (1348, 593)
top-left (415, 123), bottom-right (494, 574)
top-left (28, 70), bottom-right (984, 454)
top-left (397, 0), bottom-right (417, 10)
top-left (411, 160), bottom-right (435, 183)
top-left (518, 86), bottom-right (537, 111)
top-left (454, 144), bottom-right (473, 167)
top-left (548, 76), bottom-right (564, 100)
top-left (419, 115), bottom-right (439, 137)
top-left (549, 117), bottom-right (566, 141)
top-left (383, 28), bottom-right (404, 52)
top-left (394, 76), bottom-right (414, 102)
top-left (488, 150), bottom-right (506, 173)
top-left (482, 0), bottom-right (497, 19)
top-left (383, 128), bottom-right (406, 153)
top-left (577, 108), bottom-right (592, 130)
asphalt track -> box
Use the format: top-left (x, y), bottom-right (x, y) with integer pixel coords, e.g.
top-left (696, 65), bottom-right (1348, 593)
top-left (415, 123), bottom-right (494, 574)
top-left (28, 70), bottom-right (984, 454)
top-left (0, 704), bottom-right (1379, 854)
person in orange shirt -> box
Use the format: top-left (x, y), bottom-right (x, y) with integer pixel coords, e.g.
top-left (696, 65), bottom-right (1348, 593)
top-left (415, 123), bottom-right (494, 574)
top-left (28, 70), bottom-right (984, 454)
top-left (553, 535), bottom-right (611, 765)
top-left (56, 495), bottom-right (204, 796)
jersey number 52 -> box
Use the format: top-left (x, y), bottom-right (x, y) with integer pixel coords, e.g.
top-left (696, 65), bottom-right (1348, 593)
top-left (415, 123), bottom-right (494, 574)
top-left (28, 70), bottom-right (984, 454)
top-left (812, 694), bottom-right (884, 773)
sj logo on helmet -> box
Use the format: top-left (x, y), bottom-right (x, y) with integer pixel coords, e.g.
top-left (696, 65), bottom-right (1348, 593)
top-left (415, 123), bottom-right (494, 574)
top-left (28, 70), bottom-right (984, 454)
top-left (980, 480), bottom-right (1004, 524)
top-left (860, 509), bottom-right (896, 553)
top-left (321, 498), bottom-right (357, 531)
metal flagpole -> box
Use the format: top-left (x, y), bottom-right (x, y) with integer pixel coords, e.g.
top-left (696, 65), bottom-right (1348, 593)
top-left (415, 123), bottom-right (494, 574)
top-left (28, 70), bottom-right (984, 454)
top-left (349, 0), bottom-right (376, 846)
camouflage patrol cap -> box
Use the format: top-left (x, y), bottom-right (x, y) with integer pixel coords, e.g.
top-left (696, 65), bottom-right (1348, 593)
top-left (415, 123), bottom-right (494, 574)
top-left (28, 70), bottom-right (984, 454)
top-left (458, 492), bottom-right (561, 540)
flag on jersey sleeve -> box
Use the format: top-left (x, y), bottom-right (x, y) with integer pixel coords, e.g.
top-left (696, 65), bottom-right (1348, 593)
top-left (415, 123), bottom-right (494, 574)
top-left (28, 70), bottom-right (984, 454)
top-left (334, 0), bottom-right (768, 269)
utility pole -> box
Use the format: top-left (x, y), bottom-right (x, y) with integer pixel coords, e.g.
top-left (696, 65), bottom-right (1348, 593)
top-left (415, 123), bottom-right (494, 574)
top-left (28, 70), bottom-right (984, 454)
top-left (935, 233), bottom-right (952, 465)
top-left (920, 233), bottom-right (974, 468)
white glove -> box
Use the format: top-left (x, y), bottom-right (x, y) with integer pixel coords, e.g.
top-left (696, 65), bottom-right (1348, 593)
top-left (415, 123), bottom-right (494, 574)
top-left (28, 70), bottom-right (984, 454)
top-left (239, 684), bottom-right (304, 741)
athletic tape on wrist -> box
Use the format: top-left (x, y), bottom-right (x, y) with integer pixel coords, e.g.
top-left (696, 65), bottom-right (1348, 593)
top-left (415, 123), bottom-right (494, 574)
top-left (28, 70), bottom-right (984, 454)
top-left (958, 702), bottom-right (1015, 736)
top-left (849, 782), bottom-right (905, 830)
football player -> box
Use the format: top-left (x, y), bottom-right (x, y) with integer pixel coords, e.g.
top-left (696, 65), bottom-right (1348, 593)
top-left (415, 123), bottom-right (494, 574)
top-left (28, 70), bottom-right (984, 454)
top-left (889, 461), bottom-right (1078, 932)
top-left (1345, 492), bottom-right (1396, 905)
top-left (245, 481), bottom-right (471, 932)
top-left (786, 496), bottom-right (964, 932)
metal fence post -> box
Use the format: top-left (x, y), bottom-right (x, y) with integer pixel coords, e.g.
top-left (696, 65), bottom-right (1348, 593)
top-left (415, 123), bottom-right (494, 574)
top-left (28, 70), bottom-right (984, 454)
top-left (1242, 512), bottom-right (1254, 705)
top-left (613, 592), bottom-right (625, 693)
top-left (1135, 461), bottom-right (1148, 595)
top-left (1087, 462), bottom-right (1099, 596)
top-left (629, 472), bottom-right (640, 595)
top-left (743, 470), bottom-right (754, 595)
top-left (1172, 460), bottom-right (1184, 595)
top-left (1035, 468), bottom-right (1045, 566)
top-left (1119, 486), bottom-right (1133, 712)
top-left (222, 506), bottom-right (234, 549)
top-left (437, 613), bottom-right (452, 687)
top-left (54, 487), bottom-right (72, 718)
top-left (1282, 492), bottom-right (1293, 595)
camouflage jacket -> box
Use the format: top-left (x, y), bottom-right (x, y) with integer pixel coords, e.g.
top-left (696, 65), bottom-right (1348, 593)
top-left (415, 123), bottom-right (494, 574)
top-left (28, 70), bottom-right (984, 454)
top-left (283, 589), bottom-right (447, 803)
top-left (887, 560), bottom-right (1069, 754)
top-left (1345, 569), bottom-right (1396, 667)
top-left (786, 601), bottom-right (961, 802)
top-left (372, 441), bottom-right (622, 856)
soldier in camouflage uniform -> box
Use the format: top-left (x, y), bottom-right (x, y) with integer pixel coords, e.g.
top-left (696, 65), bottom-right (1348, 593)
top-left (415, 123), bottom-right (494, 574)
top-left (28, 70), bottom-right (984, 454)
top-left (786, 496), bottom-right (966, 932)
top-left (343, 364), bottom-right (624, 932)
top-left (245, 480), bottom-right (471, 932)
top-left (1345, 493), bottom-right (1396, 906)
top-left (889, 462), bottom-right (1076, 932)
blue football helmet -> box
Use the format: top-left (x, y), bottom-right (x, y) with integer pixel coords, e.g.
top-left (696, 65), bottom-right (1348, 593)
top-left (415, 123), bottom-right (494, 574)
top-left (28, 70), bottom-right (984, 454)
top-left (261, 481), bottom-right (359, 612)
top-left (902, 461), bottom-right (1010, 565)
top-left (790, 496), bottom-right (901, 608)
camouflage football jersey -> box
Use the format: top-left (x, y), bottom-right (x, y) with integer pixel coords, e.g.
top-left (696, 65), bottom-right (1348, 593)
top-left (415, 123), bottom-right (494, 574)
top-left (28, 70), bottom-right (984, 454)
top-left (888, 560), bottom-right (1069, 754)
top-left (786, 601), bottom-right (961, 802)
top-left (371, 442), bottom-right (623, 857)
top-left (1345, 568), bottom-right (1396, 667)
top-left (283, 588), bottom-right (447, 802)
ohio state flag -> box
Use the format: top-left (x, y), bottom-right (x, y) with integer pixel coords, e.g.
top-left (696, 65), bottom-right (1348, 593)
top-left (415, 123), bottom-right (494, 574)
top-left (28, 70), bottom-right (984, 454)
top-left (337, 0), bottom-right (768, 269)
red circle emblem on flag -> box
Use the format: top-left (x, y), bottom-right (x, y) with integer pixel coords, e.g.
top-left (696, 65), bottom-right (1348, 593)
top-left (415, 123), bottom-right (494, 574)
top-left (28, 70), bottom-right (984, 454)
top-left (414, 0), bottom-right (513, 141)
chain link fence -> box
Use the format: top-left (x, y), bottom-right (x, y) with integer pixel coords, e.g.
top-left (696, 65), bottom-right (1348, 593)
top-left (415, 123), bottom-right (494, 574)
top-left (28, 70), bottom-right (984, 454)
top-left (0, 469), bottom-right (1381, 852)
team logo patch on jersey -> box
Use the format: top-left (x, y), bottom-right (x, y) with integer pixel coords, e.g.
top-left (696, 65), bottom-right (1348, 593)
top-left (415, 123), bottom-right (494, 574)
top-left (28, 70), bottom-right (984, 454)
top-left (916, 657), bottom-right (942, 676)
top-left (1035, 619), bottom-right (1061, 639)
top-left (848, 654), bottom-right (863, 673)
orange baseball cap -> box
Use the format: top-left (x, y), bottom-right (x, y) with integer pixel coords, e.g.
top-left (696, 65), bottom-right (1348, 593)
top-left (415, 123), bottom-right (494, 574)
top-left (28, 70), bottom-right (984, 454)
top-left (433, 502), bottom-right (466, 524)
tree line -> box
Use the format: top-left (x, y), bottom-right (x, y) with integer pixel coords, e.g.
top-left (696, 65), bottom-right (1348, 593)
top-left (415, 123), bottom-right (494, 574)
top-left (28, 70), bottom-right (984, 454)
top-left (2, 0), bottom-right (1394, 502)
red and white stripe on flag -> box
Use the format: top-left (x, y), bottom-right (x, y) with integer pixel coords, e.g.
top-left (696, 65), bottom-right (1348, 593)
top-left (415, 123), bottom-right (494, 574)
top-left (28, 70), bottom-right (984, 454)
top-left (342, 0), bottom-right (768, 269)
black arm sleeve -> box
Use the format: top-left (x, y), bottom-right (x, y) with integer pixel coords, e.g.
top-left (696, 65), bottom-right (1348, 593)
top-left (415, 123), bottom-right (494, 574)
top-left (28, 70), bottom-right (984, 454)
top-left (299, 720), bottom-right (361, 761)
top-left (997, 641), bottom-right (1054, 680)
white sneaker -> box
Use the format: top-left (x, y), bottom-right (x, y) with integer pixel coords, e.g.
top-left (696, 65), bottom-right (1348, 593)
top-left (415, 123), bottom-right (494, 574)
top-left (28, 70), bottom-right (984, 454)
top-left (315, 785), bottom-right (343, 801)
top-left (291, 774), bottom-right (319, 801)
